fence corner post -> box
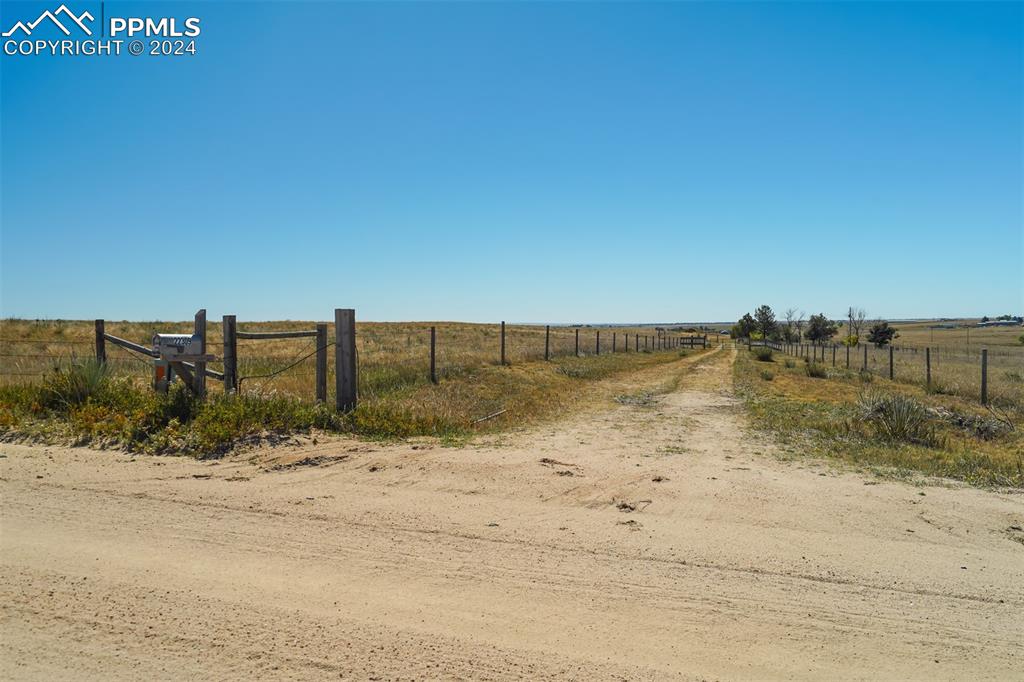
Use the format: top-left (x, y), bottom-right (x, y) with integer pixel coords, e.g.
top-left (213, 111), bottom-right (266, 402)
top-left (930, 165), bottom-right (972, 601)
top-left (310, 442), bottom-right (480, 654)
top-left (223, 314), bottom-right (238, 393)
top-left (335, 308), bottom-right (357, 412)
top-left (94, 319), bottom-right (106, 365)
top-left (544, 325), bottom-right (550, 361)
top-left (315, 323), bottom-right (328, 401)
top-left (194, 309), bottom-right (207, 397)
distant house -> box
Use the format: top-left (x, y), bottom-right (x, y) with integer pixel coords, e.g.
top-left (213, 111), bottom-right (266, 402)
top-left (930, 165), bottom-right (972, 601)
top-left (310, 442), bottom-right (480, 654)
top-left (976, 320), bottom-right (1021, 327)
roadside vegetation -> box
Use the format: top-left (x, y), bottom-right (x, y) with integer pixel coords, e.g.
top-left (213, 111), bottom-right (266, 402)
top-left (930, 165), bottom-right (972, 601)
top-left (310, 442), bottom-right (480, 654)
top-left (0, 346), bottom-right (710, 455)
top-left (733, 348), bottom-right (1023, 488)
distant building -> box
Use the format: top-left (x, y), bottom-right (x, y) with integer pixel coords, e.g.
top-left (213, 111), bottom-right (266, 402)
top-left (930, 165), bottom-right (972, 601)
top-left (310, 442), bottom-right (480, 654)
top-left (976, 320), bottom-right (1022, 327)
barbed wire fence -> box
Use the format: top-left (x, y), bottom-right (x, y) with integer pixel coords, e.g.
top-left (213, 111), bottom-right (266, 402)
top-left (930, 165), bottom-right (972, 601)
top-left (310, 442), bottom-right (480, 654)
top-left (0, 311), bottom-right (712, 412)
top-left (741, 337), bottom-right (1023, 408)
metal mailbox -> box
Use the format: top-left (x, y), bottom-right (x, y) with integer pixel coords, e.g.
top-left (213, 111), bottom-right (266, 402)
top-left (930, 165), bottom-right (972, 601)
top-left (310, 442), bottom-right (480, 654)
top-left (152, 333), bottom-right (204, 361)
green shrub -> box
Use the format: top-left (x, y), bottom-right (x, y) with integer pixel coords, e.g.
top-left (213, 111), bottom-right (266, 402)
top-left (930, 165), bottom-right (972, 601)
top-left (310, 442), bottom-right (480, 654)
top-left (783, 359), bottom-right (796, 369)
top-left (753, 348), bottom-right (774, 362)
top-left (805, 363), bottom-right (828, 378)
top-left (759, 369), bottom-right (774, 381)
top-left (40, 359), bottom-right (110, 409)
top-left (856, 391), bottom-right (942, 447)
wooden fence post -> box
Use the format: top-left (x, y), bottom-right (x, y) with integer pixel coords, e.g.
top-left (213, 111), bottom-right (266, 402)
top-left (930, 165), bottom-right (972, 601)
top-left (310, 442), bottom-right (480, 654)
top-left (889, 345), bottom-right (894, 380)
top-left (863, 345), bottom-right (868, 372)
top-left (596, 331), bottom-right (600, 355)
top-left (94, 319), bottom-right (106, 364)
top-left (575, 328), bottom-right (579, 357)
top-left (635, 333), bottom-right (639, 352)
top-left (315, 323), bottom-right (328, 401)
top-left (846, 345), bottom-right (850, 369)
top-left (429, 326), bottom-right (437, 384)
top-left (613, 332), bottom-right (616, 353)
top-left (193, 309), bottom-right (207, 397)
top-left (544, 325), bottom-right (550, 361)
top-left (335, 308), bottom-right (357, 412)
top-left (925, 347), bottom-right (931, 389)
top-left (500, 321), bottom-right (506, 366)
top-left (223, 315), bottom-right (238, 393)
top-left (981, 348), bottom-right (988, 405)
top-left (832, 344), bottom-right (836, 367)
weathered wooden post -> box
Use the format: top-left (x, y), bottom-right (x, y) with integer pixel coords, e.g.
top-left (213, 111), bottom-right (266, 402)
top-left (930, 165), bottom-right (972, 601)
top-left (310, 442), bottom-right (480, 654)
top-left (832, 344), bottom-right (836, 367)
top-left (575, 328), bottom-right (579, 357)
top-left (925, 347), bottom-right (931, 389)
top-left (889, 345), bottom-right (894, 380)
top-left (981, 348), bottom-right (988, 405)
top-left (194, 309), bottom-right (207, 396)
top-left (500, 321), bottom-right (506, 366)
top-left (429, 326), bottom-right (437, 385)
top-left (613, 332), bottom-right (616, 353)
top-left (94, 319), bottom-right (106, 365)
top-left (314, 323), bottom-right (328, 401)
top-left (596, 331), bottom-right (600, 355)
top-left (863, 345), bottom-right (868, 372)
top-left (544, 325), bottom-right (550, 361)
top-left (223, 315), bottom-right (238, 393)
top-left (846, 344), bottom-right (850, 369)
top-left (335, 308), bottom-right (357, 412)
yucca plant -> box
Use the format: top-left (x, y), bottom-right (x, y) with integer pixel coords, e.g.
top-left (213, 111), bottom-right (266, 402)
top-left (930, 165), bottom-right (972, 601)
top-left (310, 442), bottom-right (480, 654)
top-left (40, 359), bottom-right (110, 409)
top-left (856, 390), bottom-right (941, 446)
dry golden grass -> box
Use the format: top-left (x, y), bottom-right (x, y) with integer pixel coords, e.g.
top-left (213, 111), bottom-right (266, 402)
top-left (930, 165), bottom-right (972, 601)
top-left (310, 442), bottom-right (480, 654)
top-left (0, 318), bottom-right (702, 394)
top-left (0, 319), bottom-right (712, 446)
top-left (736, 348), bottom-right (1023, 487)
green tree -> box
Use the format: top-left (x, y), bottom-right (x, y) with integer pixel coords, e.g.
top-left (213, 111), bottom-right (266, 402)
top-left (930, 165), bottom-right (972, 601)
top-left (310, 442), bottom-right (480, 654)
top-left (754, 305), bottom-right (777, 342)
top-left (867, 321), bottom-right (899, 347)
top-left (732, 313), bottom-right (756, 339)
top-left (805, 314), bottom-right (838, 344)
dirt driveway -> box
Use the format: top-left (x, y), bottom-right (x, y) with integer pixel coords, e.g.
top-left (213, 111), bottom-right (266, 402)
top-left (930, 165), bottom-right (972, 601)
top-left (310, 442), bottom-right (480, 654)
top-left (2, 348), bottom-right (1022, 680)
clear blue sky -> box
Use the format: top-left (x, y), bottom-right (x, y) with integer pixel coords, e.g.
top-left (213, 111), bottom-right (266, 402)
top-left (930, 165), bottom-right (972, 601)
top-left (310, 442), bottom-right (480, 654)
top-left (2, 1), bottom-right (1021, 323)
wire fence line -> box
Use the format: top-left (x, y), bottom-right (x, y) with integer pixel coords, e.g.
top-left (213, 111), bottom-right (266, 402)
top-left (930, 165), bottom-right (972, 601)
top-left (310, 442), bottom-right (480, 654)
top-left (0, 318), bottom-right (710, 409)
top-left (745, 338), bottom-right (1023, 408)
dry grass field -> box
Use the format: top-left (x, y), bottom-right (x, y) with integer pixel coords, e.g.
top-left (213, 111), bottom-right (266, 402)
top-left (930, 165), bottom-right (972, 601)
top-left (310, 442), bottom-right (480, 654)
top-left (787, 319), bottom-right (1024, 410)
top-left (0, 318), bottom-right (712, 451)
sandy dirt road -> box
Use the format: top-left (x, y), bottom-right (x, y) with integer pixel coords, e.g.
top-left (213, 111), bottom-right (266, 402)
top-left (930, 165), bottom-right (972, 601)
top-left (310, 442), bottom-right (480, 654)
top-left (2, 348), bottom-right (1022, 680)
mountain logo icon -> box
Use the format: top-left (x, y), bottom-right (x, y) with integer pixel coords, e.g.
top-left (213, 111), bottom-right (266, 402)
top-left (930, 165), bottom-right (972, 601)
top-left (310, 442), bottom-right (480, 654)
top-left (3, 4), bottom-right (94, 37)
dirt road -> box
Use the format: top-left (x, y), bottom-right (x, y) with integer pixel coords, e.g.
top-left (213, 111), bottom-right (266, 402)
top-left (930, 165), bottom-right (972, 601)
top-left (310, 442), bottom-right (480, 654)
top-left (2, 348), bottom-right (1022, 680)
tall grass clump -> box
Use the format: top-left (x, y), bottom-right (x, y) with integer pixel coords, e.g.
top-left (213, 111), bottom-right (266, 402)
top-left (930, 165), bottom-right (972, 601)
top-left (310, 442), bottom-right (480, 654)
top-left (40, 359), bottom-right (110, 409)
top-left (856, 391), bottom-right (942, 447)
top-left (753, 348), bottom-right (774, 362)
top-left (805, 362), bottom-right (828, 379)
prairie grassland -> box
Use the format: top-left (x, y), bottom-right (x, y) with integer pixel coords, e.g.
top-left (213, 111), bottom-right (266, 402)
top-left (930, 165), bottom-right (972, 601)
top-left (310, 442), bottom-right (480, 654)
top-left (0, 318), bottom-right (701, 396)
top-left (735, 348), bottom-right (1023, 488)
top-left (838, 318), bottom-right (1022, 349)
top-left (0, 318), bottom-right (710, 453)
top-left (842, 343), bottom-right (1023, 411)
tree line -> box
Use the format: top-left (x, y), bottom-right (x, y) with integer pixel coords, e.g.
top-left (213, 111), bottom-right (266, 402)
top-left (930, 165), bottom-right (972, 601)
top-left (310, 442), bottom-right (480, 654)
top-left (731, 305), bottom-right (898, 347)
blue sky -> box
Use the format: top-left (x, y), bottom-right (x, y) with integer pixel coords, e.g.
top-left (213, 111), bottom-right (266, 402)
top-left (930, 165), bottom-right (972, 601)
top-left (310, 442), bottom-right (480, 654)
top-left (1, 1), bottom-right (1021, 323)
